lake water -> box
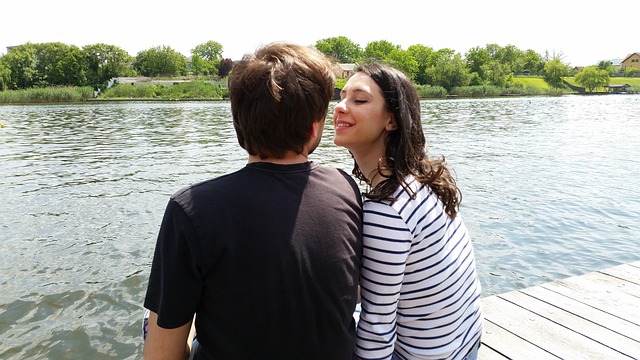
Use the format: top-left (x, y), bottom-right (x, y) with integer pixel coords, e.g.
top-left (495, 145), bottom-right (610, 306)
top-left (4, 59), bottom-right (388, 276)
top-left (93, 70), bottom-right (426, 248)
top-left (1, 95), bottom-right (639, 358)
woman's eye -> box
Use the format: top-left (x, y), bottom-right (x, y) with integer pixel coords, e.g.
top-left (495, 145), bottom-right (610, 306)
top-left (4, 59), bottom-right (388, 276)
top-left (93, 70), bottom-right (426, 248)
top-left (354, 99), bottom-right (367, 104)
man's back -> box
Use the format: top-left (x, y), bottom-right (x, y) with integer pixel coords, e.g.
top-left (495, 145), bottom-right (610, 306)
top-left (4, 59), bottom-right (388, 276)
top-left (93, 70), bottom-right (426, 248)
top-left (145, 162), bottom-right (362, 359)
top-left (142, 42), bottom-right (359, 360)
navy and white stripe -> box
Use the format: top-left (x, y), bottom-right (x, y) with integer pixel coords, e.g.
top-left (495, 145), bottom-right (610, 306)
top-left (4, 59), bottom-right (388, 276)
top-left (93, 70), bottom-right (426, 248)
top-left (356, 176), bottom-right (483, 360)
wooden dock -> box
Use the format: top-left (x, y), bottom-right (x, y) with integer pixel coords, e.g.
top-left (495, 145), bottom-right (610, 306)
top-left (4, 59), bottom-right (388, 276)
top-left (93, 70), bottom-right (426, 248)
top-left (478, 261), bottom-right (640, 359)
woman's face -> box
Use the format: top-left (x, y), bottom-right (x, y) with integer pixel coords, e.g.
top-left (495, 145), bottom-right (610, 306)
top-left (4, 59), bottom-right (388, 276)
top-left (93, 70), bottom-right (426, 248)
top-left (333, 72), bottom-right (396, 158)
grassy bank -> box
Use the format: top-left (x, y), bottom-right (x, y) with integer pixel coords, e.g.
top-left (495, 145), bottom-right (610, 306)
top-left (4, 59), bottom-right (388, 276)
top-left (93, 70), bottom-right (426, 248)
top-left (338, 77), bottom-right (563, 99)
top-left (564, 76), bottom-right (640, 92)
top-left (2, 76), bottom-right (639, 104)
top-left (99, 81), bottom-right (228, 99)
top-left (0, 86), bottom-right (94, 104)
top-left (565, 76), bottom-right (640, 87)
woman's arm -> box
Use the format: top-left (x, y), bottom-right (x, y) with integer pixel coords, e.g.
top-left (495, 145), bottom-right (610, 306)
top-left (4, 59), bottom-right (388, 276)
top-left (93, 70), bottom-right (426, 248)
top-left (356, 200), bottom-right (411, 359)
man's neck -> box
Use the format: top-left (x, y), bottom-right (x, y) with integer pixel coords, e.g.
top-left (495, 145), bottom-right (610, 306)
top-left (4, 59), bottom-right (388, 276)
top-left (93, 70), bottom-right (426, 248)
top-left (247, 151), bottom-right (309, 165)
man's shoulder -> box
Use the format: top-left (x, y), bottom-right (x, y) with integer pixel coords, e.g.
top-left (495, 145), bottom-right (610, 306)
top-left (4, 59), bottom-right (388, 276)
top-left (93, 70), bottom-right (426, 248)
top-left (170, 169), bottom-right (244, 200)
top-left (313, 164), bottom-right (355, 181)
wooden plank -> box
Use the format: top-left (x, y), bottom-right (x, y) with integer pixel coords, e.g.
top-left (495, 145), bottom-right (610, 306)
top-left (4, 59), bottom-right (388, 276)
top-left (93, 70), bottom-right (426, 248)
top-left (481, 295), bottom-right (628, 359)
top-left (479, 263), bottom-right (640, 359)
top-left (599, 263), bottom-right (640, 285)
top-left (577, 269), bottom-right (640, 297)
top-left (477, 340), bottom-right (509, 360)
top-left (479, 319), bottom-right (558, 359)
top-left (522, 285), bottom-right (640, 344)
top-left (542, 276), bottom-right (640, 325)
top-left (500, 290), bottom-right (640, 358)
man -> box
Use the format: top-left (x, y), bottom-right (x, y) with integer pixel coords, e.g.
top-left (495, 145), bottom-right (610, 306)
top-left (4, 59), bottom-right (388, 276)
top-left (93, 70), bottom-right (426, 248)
top-left (143, 42), bottom-right (363, 360)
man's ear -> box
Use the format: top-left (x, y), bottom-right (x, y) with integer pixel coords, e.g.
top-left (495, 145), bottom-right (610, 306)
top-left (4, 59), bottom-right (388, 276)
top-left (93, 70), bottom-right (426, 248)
top-left (386, 114), bottom-right (398, 131)
top-left (311, 119), bottom-right (325, 138)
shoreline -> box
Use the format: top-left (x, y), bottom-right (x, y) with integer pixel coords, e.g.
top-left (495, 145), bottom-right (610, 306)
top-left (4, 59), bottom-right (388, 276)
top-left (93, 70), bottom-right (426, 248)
top-left (2, 92), bottom-right (639, 106)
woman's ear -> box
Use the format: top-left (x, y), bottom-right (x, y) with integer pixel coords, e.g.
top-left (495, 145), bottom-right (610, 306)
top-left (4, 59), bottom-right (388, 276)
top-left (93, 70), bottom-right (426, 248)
top-left (386, 114), bottom-right (398, 131)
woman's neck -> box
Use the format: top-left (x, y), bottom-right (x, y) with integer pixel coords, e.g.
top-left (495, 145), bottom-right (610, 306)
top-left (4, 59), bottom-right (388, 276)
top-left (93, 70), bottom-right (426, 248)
top-left (353, 152), bottom-right (388, 188)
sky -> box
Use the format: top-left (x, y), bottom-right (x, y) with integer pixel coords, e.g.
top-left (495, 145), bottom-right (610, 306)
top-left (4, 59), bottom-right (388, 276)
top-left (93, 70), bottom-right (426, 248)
top-left (2, 0), bottom-right (638, 67)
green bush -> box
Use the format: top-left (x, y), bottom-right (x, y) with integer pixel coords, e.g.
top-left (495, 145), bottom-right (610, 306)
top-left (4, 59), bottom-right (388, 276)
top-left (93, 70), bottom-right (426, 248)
top-left (99, 81), bottom-right (228, 99)
top-left (156, 81), bottom-right (227, 98)
top-left (450, 85), bottom-right (504, 97)
top-left (415, 84), bottom-right (448, 98)
top-left (448, 84), bottom-right (561, 97)
top-left (628, 85), bottom-right (640, 93)
top-left (0, 86), bottom-right (93, 103)
top-left (100, 84), bottom-right (158, 98)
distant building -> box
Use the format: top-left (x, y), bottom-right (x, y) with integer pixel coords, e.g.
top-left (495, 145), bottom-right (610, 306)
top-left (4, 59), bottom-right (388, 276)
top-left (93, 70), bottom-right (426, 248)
top-left (338, 63), bottom-right (357, 78)
top-left (607, 58), bottom-right (623, 71)
top-left (621, 53), bottom-right (640, 71)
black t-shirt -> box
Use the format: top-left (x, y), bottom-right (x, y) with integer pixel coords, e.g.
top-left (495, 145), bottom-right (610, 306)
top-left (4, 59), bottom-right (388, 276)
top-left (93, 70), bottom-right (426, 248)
top-left (144, 162), bottom-right (363, 359)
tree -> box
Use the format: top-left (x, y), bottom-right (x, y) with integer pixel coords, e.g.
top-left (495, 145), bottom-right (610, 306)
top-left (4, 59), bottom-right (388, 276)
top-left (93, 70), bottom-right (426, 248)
top-left (407, 44), bottom-right (434, 85)
top-left (134, 46), bottom-right (188, 77)
top-left (33, 42), bottom-right (86, 87)
top-left (520, 49), bottom-right (545, 74)
top-left (1, 43), bottom-right (39, 89)
top-left (494, 44), bottom-right (521, 74)
top-left (465, 46), bottom-right (491, 81)
top-left (574, 66), bottom-right (610, 92)
top-left (189, 54), bottom-right (216, 75)
top-left (481, 60), bottom-right (508, 87)
top-left (465, 44), bottom-right (541, 85)
top-left (425, 49), bottom-right (470, 91)
top-left (0, 42), bottom-right (86, 88)
top-left (218, 58), bottom-right (233, 77)
top-left (384, 49), bottom-right (418, 81)
top-left (363, 40), bottom-right (399, 62)
top-left (596, 60), bottom-right (617, 76)
top-left (83, 43), bottom-right (134, 89)
top-left (315, 36), bottom-right (362, 63)
top-left (543, 57), bottom-right (570, 89)
top-left (542, 49), bottom-right (566, 63)
top-left (0, 61), bottom-right (10, 91)
top-left (190, 41), bottom-right (223, 75)
top-left (464, 44), bottom-right (516, 85)
top-left (191, 41), bottom-right (223, 61)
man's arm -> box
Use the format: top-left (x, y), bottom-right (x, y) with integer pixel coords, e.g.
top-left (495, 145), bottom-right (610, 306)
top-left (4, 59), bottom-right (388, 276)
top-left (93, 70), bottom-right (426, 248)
top-left (143, 311), bottom-right (193, 360)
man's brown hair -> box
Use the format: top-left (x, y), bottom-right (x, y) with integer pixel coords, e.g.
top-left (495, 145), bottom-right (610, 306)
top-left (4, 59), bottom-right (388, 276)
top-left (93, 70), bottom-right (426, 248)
top-left (228, 42), bottom-right (336, 159)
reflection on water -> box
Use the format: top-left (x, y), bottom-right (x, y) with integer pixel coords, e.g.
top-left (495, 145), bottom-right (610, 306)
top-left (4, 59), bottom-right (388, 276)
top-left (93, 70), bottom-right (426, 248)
top-left (1, 96), bottom-right (639, 359)
top-left (419, 95), bottom-right (640, 292)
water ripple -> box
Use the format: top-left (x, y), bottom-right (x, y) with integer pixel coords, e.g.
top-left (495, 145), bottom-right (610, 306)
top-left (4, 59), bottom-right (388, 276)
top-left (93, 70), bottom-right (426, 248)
top-left (1, 97), bottom-right (639, 359)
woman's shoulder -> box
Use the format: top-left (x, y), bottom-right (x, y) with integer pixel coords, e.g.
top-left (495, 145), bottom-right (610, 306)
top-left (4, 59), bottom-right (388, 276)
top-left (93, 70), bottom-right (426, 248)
top-left (388, 176), bottom-right (445, 217)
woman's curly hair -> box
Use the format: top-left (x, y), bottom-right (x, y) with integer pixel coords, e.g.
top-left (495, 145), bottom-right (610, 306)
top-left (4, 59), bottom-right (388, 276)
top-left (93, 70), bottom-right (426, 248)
top-left (352, 63), bottom-right (461, 218)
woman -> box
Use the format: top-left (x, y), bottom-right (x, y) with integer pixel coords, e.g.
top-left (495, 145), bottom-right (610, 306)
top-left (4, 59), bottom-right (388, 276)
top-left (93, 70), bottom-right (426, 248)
top-left (334, 63), bottom-right (483, 360)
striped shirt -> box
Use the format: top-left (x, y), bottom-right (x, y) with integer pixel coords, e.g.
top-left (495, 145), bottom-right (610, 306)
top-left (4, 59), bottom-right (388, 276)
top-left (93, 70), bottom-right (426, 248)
top-left (356, 176), bottom-right (483, 360)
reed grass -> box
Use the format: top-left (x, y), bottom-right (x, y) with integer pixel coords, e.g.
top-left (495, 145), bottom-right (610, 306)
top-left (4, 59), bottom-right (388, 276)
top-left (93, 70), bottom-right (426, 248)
top-left (99, 81), bottom-right (228, 99)
top-left (0, 86), bottom-right (94, 103)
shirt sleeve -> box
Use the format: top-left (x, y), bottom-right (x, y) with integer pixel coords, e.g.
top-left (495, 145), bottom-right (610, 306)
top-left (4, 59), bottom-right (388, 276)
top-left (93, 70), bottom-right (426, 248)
top-left (356, 200), bottom-right (412, 360)
top-left (143, 198), bottom-right (203, 329)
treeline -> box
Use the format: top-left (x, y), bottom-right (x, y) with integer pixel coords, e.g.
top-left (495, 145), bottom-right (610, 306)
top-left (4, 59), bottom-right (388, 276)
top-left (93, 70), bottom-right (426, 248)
top-left (316, 37), bottom-right (638, 92)
top-left (319, 37), bottom-right (558, 90)
top-left (0, 41), bottom-right (231, 92)
top-left (1, 36), bottom-right (636, 95)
